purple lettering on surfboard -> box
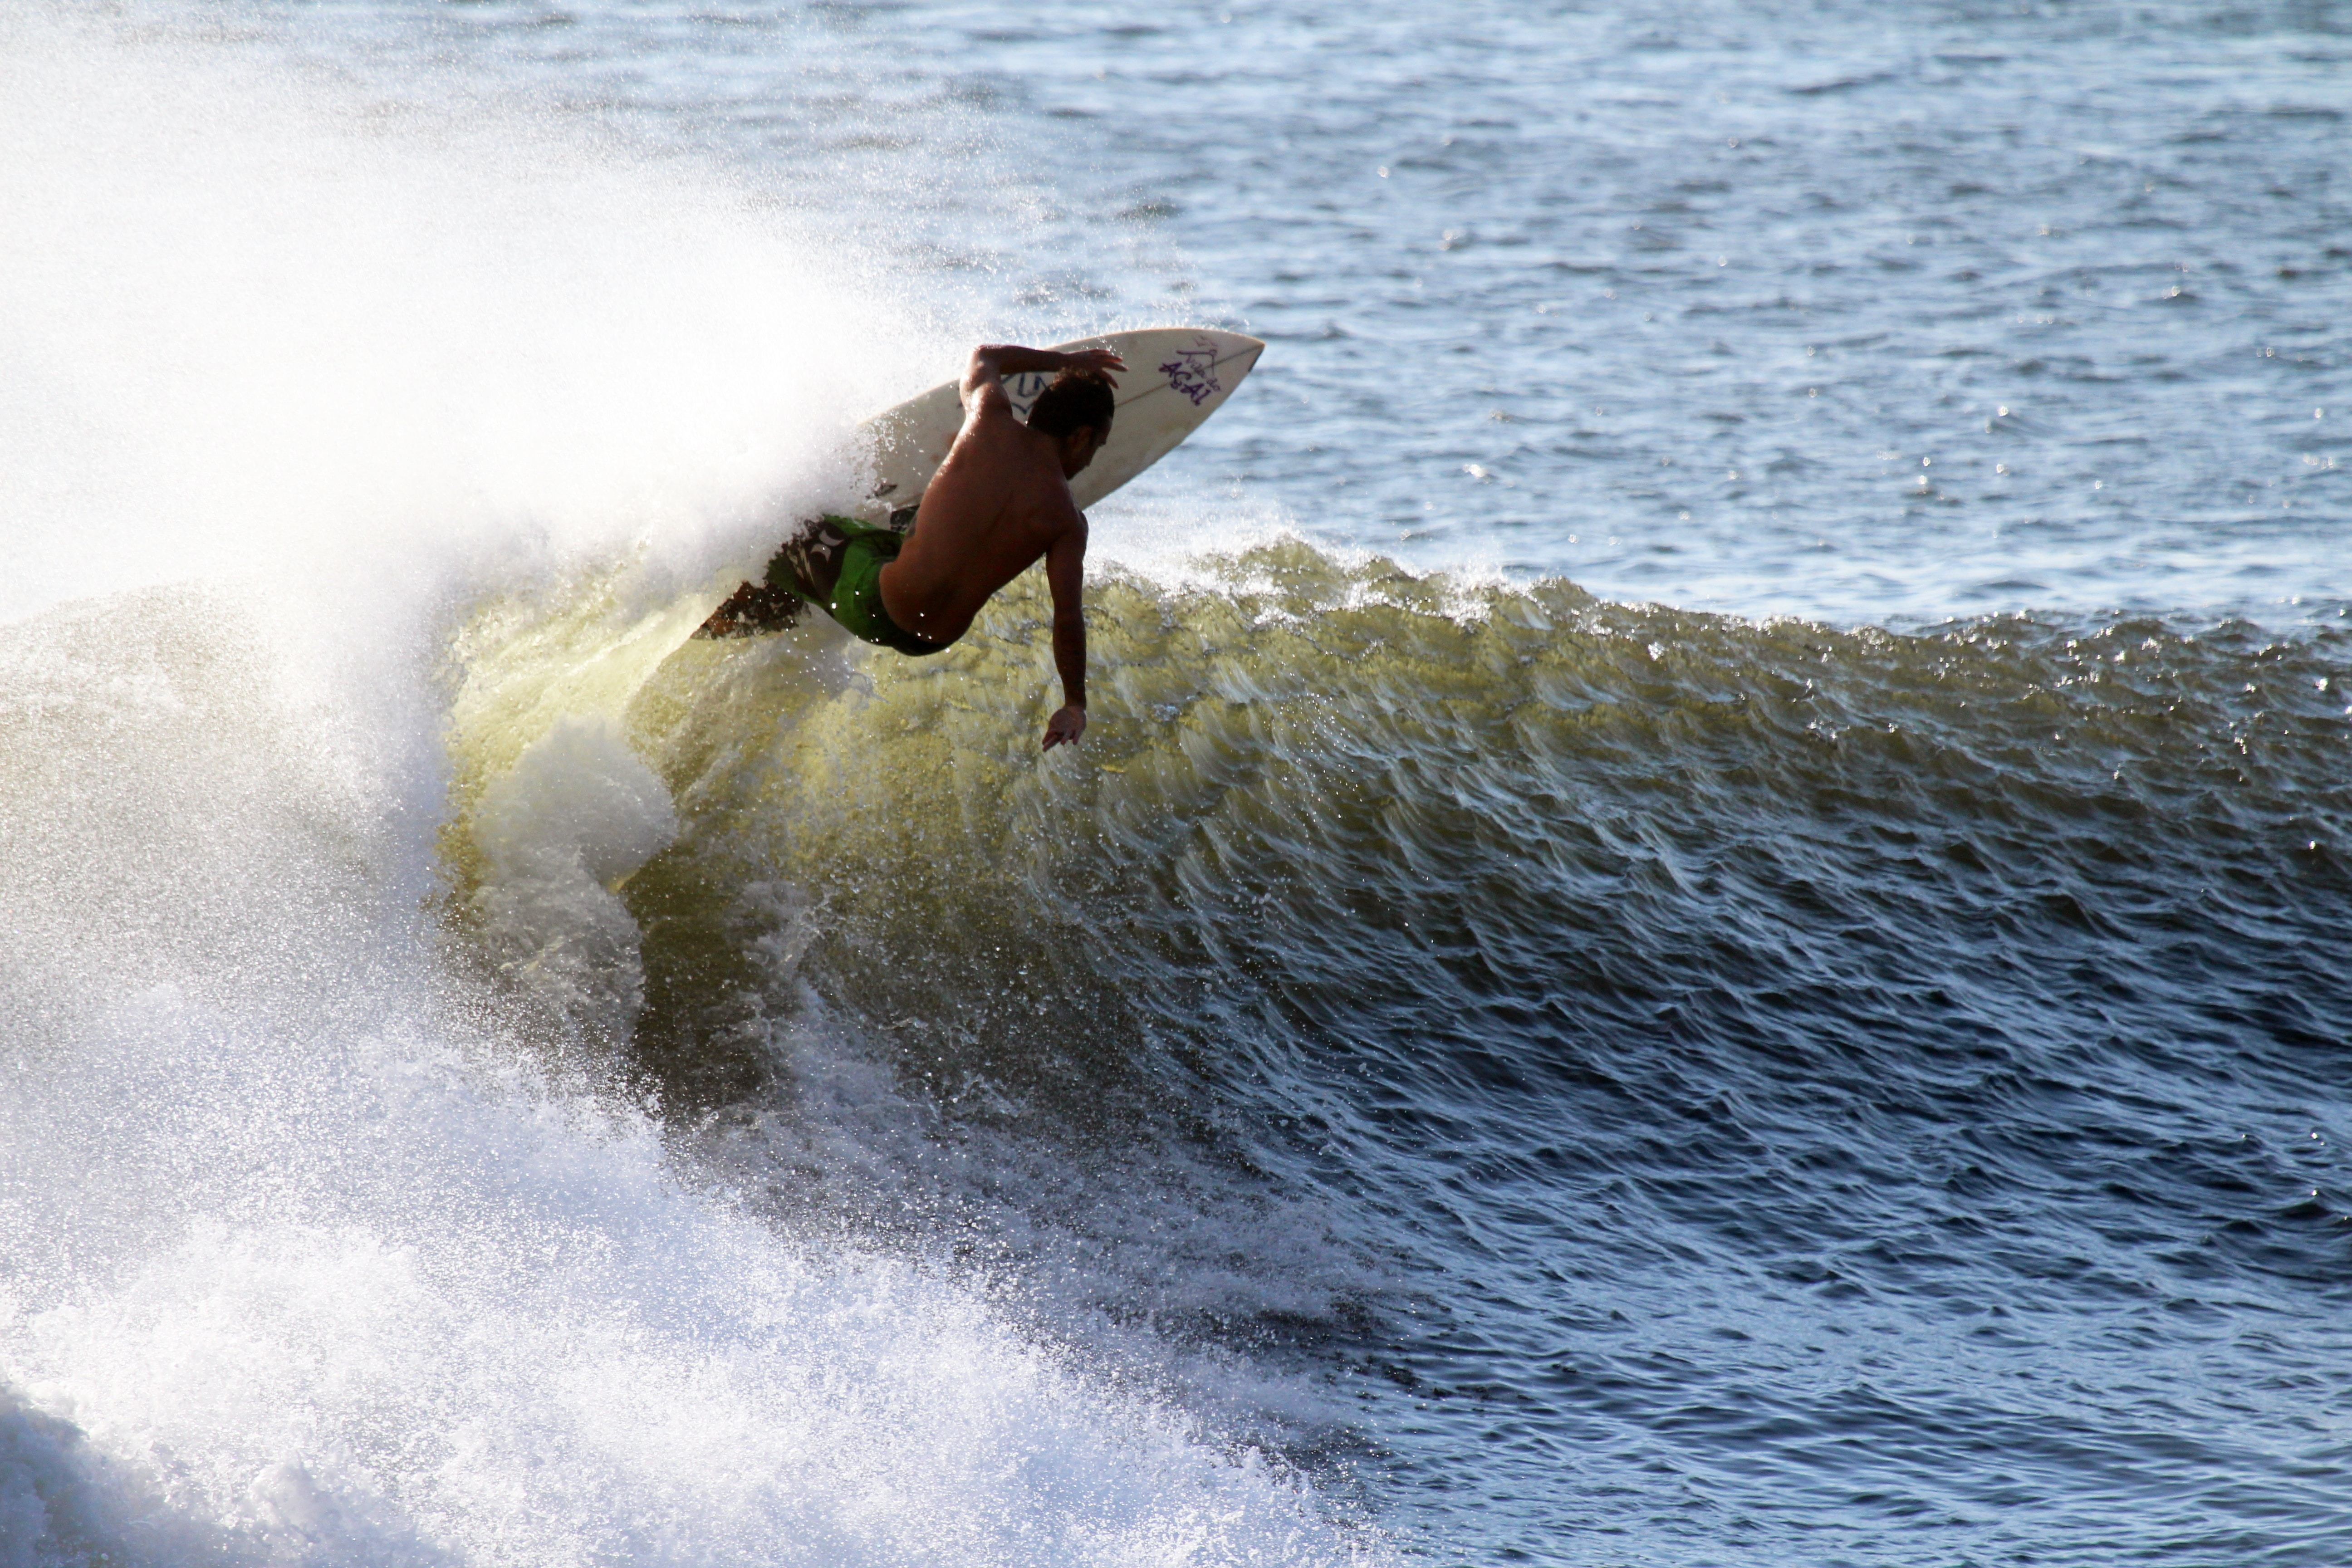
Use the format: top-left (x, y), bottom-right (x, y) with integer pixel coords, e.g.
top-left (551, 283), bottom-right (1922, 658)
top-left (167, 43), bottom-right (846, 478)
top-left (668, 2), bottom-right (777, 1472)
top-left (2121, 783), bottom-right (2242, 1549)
top-left (1158, 339), bottom-right (1222, 407)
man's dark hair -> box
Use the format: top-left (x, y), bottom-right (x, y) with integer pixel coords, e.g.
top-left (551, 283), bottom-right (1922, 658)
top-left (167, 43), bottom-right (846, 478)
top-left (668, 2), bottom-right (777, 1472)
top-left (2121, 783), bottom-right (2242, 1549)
top-left (1027, 369), bottom-right (1116, 440)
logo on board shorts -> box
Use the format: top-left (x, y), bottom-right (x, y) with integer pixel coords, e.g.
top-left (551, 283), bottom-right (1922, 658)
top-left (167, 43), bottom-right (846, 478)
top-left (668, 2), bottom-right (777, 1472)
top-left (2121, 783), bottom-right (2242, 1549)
top-left (1158, 338), bottom-right (1223, 406)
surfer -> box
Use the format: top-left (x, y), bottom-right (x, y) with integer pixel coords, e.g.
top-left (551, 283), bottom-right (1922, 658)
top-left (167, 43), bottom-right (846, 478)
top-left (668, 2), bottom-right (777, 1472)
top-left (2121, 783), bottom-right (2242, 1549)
top-left (697, 343), bottom-right (1125, 751)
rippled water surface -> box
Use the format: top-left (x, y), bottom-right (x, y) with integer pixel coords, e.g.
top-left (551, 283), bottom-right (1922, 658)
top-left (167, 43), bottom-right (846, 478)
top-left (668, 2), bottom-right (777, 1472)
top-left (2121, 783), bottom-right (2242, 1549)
top-left (5, 4), bottom-right (2351, 1567)
top-left (299, 0), bottom-right (2352, 623)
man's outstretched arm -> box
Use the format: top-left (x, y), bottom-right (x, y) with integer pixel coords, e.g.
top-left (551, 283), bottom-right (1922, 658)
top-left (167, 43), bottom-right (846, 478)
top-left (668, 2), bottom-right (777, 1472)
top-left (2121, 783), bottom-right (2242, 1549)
top-left (1041, 518), bottom-right (1088, 751)
top-left (963, 343), bottom-right (1127, 411)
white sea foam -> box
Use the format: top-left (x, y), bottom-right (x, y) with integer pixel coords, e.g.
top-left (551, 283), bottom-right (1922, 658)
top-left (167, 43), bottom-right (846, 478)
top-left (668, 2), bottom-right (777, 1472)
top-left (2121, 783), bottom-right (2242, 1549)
top-left (468, 716), bottom-right (680, 1036)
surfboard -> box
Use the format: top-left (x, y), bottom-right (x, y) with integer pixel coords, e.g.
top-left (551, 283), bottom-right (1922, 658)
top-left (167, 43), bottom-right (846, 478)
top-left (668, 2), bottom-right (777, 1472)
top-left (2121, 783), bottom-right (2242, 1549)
top-left (849, 327), bottom-right (1266, 526)
top-left (691, 327), bottom-right (1264, 641)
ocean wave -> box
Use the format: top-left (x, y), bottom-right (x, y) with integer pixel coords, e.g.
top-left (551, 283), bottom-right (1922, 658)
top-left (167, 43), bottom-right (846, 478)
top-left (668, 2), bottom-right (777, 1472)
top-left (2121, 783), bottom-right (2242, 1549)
top-left (443, 544), bottom-right (2352, 1503)
top-left (451, 542), bottom-right (2350, 1107)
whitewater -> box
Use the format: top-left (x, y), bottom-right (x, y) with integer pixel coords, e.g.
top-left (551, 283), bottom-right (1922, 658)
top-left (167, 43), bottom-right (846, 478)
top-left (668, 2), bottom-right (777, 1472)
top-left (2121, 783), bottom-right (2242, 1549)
top-left (6, 3), bottom-right (2352, 1566)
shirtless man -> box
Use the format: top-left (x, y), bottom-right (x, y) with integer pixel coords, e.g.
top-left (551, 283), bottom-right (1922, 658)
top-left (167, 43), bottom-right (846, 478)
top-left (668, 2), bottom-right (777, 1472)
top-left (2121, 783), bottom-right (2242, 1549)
top-left (696, 343), bottom-right (1125, 751)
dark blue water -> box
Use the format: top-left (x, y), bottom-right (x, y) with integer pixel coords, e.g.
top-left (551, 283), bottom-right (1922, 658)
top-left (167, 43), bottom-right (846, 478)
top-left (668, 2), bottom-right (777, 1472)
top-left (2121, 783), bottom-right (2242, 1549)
top-left (603, 566), bottom-right (2352, 1565)
top-left (5, 3), bottom-right (2351, 1566)
top-left (298, 0), bottom-right (2352, 625)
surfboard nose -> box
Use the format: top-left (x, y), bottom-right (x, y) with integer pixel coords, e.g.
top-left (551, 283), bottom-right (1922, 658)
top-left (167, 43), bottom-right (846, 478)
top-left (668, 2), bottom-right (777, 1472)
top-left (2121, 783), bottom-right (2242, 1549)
top-left (1179, 328), bottom-right (1264, 371)
top-left (1109, 327), bottom-right (1265, 412)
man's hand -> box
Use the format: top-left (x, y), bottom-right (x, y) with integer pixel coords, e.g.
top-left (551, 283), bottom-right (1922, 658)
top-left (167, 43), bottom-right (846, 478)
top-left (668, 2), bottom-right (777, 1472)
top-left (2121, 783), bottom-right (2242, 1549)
top-left (1056, 347), bottom-right (1127, 378)
top-left (1042, 705), bottom-right (1088, 751)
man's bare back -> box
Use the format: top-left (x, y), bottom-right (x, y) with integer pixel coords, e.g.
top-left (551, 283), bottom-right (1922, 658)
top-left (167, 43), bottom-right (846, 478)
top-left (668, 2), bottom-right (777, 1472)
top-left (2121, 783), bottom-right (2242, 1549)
top-left (694, 342), bottom-right (1121, 750)
top-left (882, 343), bottom-right (1124, 749)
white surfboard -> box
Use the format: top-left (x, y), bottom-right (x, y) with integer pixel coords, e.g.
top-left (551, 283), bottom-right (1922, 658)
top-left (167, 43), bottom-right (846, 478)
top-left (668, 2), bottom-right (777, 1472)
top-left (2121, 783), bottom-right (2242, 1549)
top-left (849, 327), bottom-right (1265, 526)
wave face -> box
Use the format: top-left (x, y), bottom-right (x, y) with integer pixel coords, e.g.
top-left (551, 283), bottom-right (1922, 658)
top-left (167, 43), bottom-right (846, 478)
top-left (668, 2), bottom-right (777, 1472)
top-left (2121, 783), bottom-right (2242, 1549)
top-left (439, 551), bottom-right (2352, 1564)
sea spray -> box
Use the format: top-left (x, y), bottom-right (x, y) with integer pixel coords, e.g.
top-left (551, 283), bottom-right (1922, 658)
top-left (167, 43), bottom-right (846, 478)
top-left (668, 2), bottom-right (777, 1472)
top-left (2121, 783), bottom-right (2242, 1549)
top-left (467, 716), bottom-right (680, 1041)
top-left (0, 10), bottom-right (1382, 1563)
top-left (0, 3), bottom-right (923, 633)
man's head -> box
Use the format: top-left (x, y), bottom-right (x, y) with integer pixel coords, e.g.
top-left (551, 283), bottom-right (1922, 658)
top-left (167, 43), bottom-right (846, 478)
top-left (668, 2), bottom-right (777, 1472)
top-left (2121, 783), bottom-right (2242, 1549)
top-left (1027, 369), bottom-right (1116, 478)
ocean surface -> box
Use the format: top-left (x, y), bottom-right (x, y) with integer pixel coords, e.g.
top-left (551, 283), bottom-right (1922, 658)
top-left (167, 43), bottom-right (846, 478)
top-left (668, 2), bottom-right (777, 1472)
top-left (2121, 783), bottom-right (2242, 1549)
top-left (5, 3), bottom-right (2350, 1565)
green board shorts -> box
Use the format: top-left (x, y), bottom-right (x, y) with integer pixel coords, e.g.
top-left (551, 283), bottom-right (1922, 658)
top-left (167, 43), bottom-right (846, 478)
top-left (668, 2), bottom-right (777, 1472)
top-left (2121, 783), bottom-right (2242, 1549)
top-left (764, 515), bottom-right (951, 657)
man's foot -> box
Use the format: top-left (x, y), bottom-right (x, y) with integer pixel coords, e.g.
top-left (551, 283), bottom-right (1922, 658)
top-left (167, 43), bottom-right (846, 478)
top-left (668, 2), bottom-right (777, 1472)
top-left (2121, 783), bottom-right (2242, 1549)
top-left (693, 580), bottom-right (803, 639)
